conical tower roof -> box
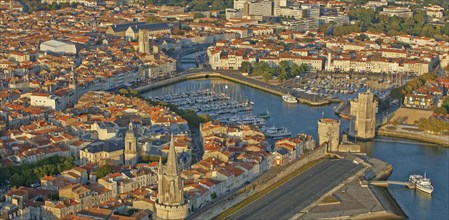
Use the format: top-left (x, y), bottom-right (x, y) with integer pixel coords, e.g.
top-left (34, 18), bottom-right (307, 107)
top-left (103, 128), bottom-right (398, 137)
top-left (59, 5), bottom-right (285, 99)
top-left (166, 134), bottom-right (178, 176)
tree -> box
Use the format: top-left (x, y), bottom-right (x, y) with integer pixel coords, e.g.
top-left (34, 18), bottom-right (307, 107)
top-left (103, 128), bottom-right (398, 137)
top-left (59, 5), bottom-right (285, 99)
top-left (442, 97), bottom-right (449, 112)
top-left (146, 15), bottom-right (162, 24)
top-left (96, 164), bottom-right (114, 178)
top-left (434, 107), bottom-right (447, 115)
top-left (193, 13), bottom-right (206, 19)
top-left (253, 61), bottom-right (273, 76)
top-left (262, 71), bottom-right (272, 82)
top-left (0, 155), bottom-right (74, 187)
top-left (414, 13), bottom-right (425, 24)
top-left (239, 61), bottom-right (253, 74)
top-left (10, 173), bottom-right (23, 187)
top-left (355, 34), bottom-right (369, 41)
top-left (318, 24), bottom-right (330, 34)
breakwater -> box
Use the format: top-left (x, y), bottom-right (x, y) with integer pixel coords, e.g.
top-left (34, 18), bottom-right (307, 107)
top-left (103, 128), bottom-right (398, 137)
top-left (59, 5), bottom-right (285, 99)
top-left (136, 72), bottom-right (332, 106)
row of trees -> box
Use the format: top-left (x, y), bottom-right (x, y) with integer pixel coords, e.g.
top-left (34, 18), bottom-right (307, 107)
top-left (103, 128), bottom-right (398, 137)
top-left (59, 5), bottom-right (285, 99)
top-left (145, 98), bottom-right (211, 129)
top-left (417, 118), bottom-right (449, 134)
top-left (118, 88), bottom-right (140, 97)
top-left (240, 61), bottom-right (309, 82)
top-left (390, 72), bottom-right (436, 100)
top-left (145, 0), bottom-right (232, 11)
top-left (347, 8), bottom-right (449, 40)
top-left (318, 7), bottom-right (449, 40)
top-left (18, 0), bottom-right (78, 12)
top-left (0, 155), bottom-right (75, 187)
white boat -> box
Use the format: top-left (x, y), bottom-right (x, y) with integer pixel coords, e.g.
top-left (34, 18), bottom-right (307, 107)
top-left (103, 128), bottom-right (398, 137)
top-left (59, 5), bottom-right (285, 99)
top-left (409, 175), bottom-right (423, 184)
top-left (282, 93), bottom-right (297, 103)
top-left (262, 126), bottom-right (291, 138)
top-left (416, 173), bottom-right (434, 194)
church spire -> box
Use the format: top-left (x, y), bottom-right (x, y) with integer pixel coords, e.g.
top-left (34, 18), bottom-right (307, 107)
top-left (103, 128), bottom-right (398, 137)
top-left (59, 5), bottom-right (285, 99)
top-left (166, 134), bottom-right (178, 176)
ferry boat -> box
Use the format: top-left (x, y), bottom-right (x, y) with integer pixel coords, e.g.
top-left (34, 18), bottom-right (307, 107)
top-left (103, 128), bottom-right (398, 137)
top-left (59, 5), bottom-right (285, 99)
top-left (416, 173), bottom-right (434, 194)
top-left (282, 93), bottom-right (297, 103)
top-left (262, 126), bottom-right (291, 138)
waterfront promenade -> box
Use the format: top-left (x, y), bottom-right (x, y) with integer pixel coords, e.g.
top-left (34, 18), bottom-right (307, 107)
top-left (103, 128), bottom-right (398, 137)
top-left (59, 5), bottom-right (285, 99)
top-left (135, 71), bottom-right (332, 106)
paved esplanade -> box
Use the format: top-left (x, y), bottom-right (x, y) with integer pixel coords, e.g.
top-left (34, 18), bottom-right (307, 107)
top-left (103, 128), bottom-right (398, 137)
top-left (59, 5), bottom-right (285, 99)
top-left (227, 159), bottom-right (362, 220)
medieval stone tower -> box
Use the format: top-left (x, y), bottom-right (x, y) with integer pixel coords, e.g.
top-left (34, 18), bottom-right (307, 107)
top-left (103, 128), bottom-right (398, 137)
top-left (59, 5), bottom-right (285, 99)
top-left (349, 90), bottom-right (376, 140)
top-left (318, 118), bottom-right (340, 152)
top-left (155, 135), bottom-right (189, 220)
top-left (138, 29), bottom-right (150, 54)
top-left (124, 121), bottom-right (138, 167)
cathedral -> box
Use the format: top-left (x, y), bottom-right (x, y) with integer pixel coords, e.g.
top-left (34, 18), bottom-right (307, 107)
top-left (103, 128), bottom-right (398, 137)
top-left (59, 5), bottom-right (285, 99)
top-left (155, 135), bottom-right (190, 219)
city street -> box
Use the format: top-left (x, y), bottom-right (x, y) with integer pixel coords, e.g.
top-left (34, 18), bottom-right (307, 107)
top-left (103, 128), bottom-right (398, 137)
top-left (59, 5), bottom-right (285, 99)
top-left (227, 159), bottom-right (362, 220)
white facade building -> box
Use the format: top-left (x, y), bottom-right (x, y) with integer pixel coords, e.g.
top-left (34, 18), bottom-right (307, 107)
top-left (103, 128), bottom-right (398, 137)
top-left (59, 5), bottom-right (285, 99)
top-left (40, 40), bottom-right (77, 54)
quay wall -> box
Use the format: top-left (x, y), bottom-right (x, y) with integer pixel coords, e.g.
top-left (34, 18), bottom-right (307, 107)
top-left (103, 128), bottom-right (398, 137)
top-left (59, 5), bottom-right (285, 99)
top-left (188, 146), bottom-right (327, 220)
top-left (378, 129), bottom-right (449, 147)
top-left (136, 72), bottom-right (331, 106)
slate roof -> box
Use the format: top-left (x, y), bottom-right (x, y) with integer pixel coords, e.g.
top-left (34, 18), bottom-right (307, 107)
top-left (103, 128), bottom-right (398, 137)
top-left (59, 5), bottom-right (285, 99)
top-left (82, 140), bottom-right (123, 153)
top-left (109, 22), bottom-right (146, 32)
top-left (129, 23), bottom-right (170, 32)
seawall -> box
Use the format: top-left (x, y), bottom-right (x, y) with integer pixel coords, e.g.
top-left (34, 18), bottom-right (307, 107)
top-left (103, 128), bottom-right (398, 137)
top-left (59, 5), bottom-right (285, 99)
top-left (136, 72), bottom-right (331, 106)
top-left (378, 129), bottom-right (449, 147)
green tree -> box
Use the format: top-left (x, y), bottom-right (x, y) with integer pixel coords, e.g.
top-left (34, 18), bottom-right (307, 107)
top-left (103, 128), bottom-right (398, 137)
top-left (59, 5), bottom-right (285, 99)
top-left (211, 192), bottom-right (217, 199)
top-left (253, 61), bottom-right (273, 76)
top-left (355, 34), bottom-right (369, 41)
top-left (442, 97), bottom-right (449, 112)
top-left (414, 13), bottom-right (425, 24)
top-left (239, 61), bottom-right (253, 74)
top-left (434, 107), bottom-right (447, 115)
top-left (318, 24), bottom-right (330, 34)
top-left (119, 88), bottom-right (129, 96)
top-left (193, 12), bottom-right (206, 19)
top-left (262, 71), bottom-right (272, 82)
top-left (96, 164), bottom-right (114, 178)
top-left (10, 173), bottom-right (23, 187)
top-left (146, 15), bottom-right (162, 24)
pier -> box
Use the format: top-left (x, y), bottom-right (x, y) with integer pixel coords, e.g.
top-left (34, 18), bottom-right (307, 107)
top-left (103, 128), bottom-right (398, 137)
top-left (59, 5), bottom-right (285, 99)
top-left (370, 180), bottom-right (415, 189)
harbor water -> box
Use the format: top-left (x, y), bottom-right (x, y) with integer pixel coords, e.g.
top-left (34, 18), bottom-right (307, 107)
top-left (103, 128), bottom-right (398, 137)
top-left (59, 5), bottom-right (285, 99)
top-left (141, 78), bottom-right (449, 219)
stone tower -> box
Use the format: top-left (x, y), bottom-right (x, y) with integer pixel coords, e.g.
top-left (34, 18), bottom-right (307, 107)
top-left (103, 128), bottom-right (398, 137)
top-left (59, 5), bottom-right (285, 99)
top-left (155, 135), bottom-right (189, 220)
top-left (349, 90), bottom-right (376, 140)
top-left (318, 118), bottom-right (340, 152)
top-left (124, 122), bottom-right (138, 167)
top-left (138, 29), bottom-right (149, 54)
top-left (68, 67), bottom-right (79, 106)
